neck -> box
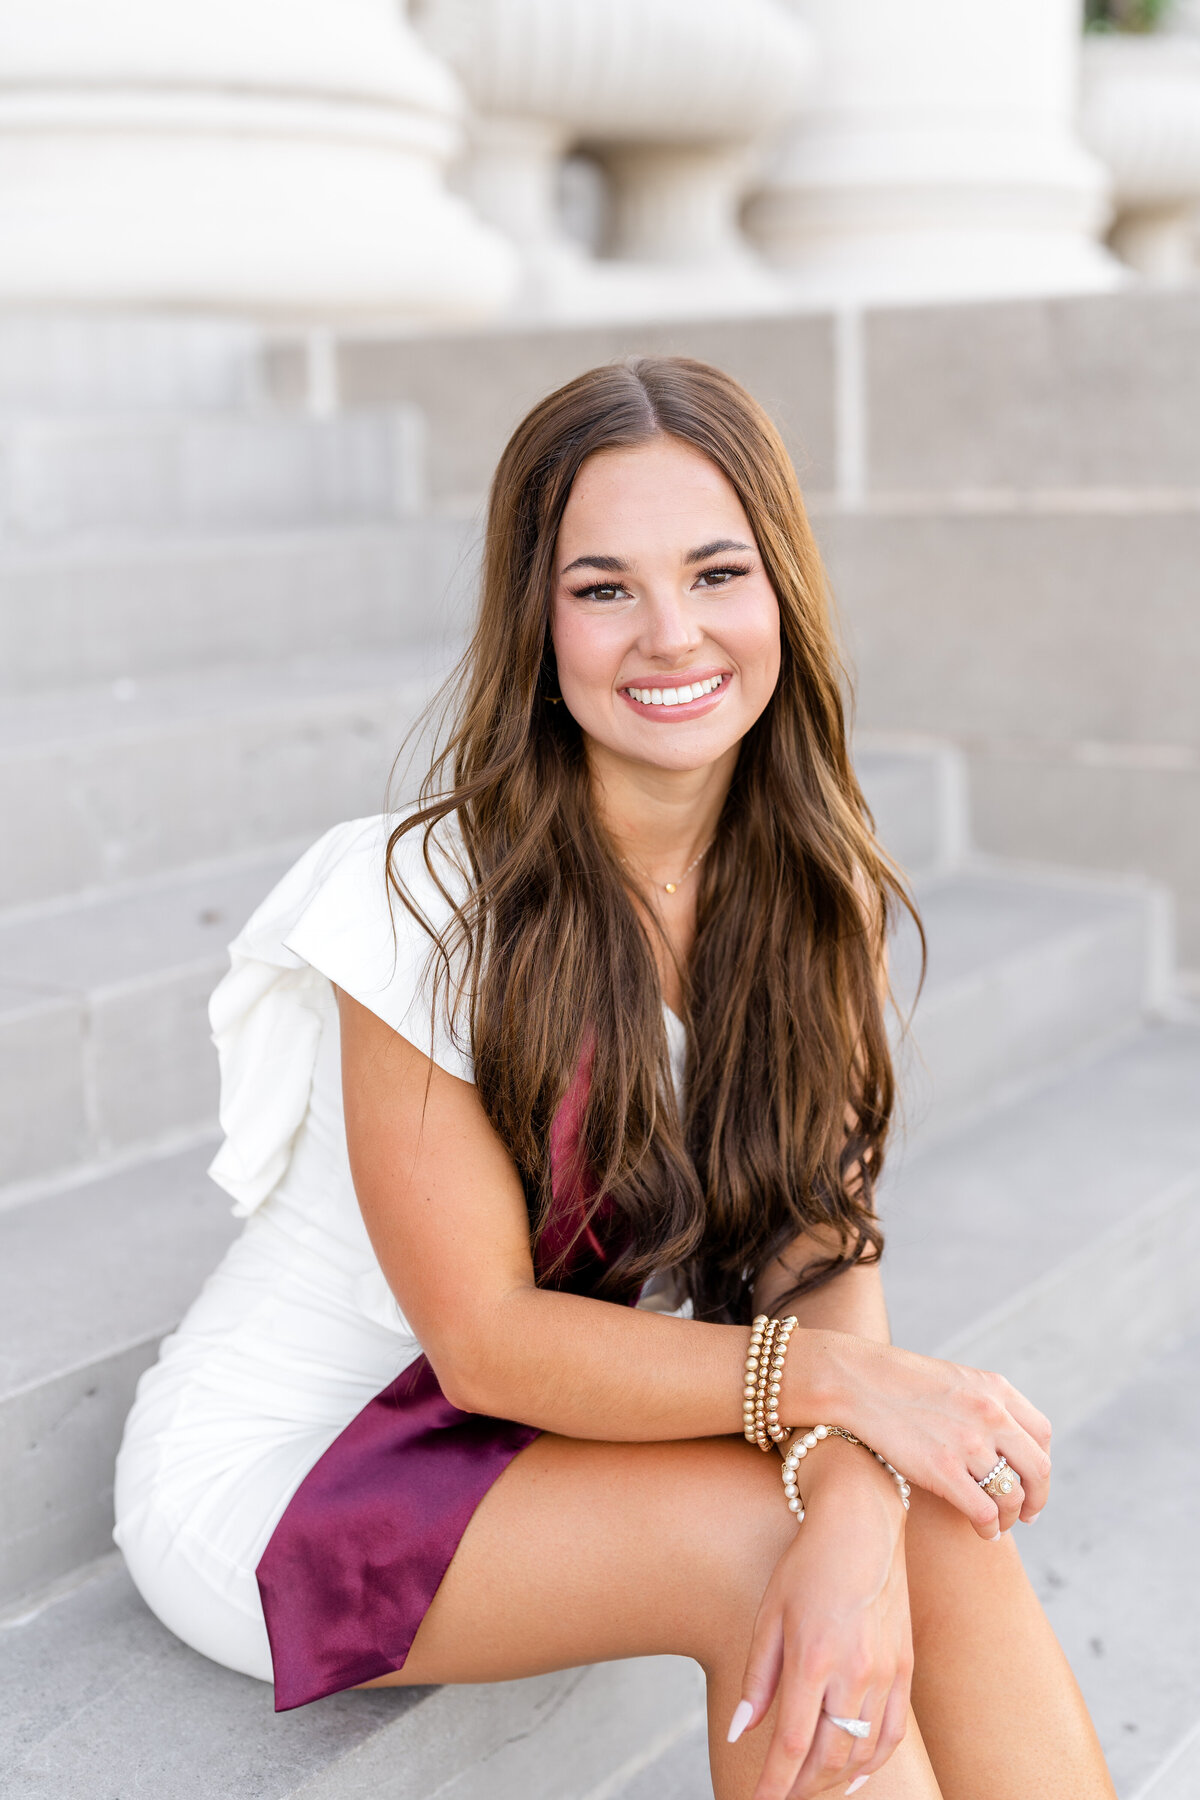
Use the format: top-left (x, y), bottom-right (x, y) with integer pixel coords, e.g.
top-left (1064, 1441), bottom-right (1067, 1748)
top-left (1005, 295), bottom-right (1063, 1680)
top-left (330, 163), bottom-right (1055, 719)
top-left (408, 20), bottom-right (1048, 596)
top-left (586, 739), bottom-right (738, 883)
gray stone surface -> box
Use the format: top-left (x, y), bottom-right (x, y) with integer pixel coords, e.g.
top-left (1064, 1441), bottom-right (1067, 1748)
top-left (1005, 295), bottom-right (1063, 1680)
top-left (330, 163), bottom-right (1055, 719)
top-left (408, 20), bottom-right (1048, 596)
top-left (0, 653), bottom-right (444, 906)
top-left (967, 753), bottom-right (1200, 974)
top-left (884, 1021), bottom-right (1200, 1429)
top-left (893, 867), bottom-right (1154, 1136)
top-left (0, 1145), bottom-right (234, 1607)
top-left (821, 508), bottom-right (1200, 751)
top-left (0, 517), bottom-right (479, 692)
top-left (855, 741), bottom-right (965, 878)
top-left (0, 985), bottom-right (88, 1187)
top-left (312, 312), bottom-right (837, 505)
top-left (0, 408), bottom-right (423, 541)
top-left (1020, 1329), bottom-right (1200, 1798)
top-left (0, 316), bottom-right (263, 415)
top-left (864, 291), bottom-right (1200, 492)
top-left (0, 1557), bottom-right (701, 1800)
top-left (0, 852), bottom-right (293, 1188)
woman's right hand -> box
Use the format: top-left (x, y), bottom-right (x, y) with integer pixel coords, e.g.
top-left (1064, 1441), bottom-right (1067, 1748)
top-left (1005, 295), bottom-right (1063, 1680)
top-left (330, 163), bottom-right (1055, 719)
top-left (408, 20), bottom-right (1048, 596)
top-left (796, 1331), bottom-right (1053, 1539)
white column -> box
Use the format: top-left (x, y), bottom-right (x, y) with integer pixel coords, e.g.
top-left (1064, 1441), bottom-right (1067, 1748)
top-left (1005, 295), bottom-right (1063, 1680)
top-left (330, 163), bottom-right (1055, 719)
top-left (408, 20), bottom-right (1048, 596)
top-left (1080, 29), bottom-right (1200, 285)
top-left (416, 0), bottom-right (815, 321)
top-left (0, 0), bottom-right (517, 318)
top-left (745, 0), bottom-right (1123, 307)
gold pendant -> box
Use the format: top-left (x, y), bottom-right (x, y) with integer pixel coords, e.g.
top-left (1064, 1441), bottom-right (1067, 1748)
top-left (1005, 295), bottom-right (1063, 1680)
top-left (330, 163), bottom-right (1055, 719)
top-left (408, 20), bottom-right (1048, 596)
top-left (664, 882), bottom-right (677, 894)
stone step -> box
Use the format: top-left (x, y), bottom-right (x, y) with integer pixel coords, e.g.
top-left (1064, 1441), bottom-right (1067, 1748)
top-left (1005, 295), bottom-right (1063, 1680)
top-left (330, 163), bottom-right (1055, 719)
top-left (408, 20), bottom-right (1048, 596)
top-left (5, 1012), bottom-right (1196, 1618)
top-left (1018, 1325), bottom-right (1200, 1800)
top-left (0, 1145), bottom-right (233, 1606)
top-left (0, 1556), bottom-right (705, 1799)
top-left (0, 518), bottom-right (478, 693)
top-left (0, 653), bottom-right (444, 910)
top-left (892, 861), bottom-right (1164, 1142)
top-left (0, 849), bottom-right (296, 1195)
top-left (0, 315), bottom-right (264, 416)
top-left (883, 1019), bottom-right (1200, 1435)
top-left (0, 784), bottom-right (1127, 1199)
top-left (0, 407), bottom-right (422, 542)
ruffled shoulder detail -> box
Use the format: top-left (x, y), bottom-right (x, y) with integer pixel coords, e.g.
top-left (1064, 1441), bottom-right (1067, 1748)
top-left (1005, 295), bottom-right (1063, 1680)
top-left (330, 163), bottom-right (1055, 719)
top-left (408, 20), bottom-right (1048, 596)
top-left (207, 815), bottom-right (472, 1216)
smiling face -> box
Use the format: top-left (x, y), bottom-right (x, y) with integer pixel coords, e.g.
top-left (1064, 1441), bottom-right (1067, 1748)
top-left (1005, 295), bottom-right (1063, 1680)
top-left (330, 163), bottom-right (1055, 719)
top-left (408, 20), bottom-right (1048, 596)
top-left (550, 436), bottom-right (782, 777)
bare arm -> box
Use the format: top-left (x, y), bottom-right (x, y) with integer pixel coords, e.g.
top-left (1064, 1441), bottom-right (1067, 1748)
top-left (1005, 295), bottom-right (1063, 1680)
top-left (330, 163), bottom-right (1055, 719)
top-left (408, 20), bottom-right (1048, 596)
top-left (338, 987), bottom-right (1050, 1542)
top-left (338, 985), bottom-right (822, 1439)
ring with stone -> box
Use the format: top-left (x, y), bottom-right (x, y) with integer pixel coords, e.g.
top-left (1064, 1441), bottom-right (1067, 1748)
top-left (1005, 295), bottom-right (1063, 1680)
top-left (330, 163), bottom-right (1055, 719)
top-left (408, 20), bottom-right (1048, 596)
top-left (823, 1713), bottom-right (871, 1739)
top-left (977, 1456), bottom-right (1017, 1499)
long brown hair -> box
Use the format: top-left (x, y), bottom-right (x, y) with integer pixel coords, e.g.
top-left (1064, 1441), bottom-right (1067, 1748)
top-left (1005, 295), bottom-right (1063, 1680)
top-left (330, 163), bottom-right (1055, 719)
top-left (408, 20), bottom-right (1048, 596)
top-left (389, 356), bottom-right (920, 1323)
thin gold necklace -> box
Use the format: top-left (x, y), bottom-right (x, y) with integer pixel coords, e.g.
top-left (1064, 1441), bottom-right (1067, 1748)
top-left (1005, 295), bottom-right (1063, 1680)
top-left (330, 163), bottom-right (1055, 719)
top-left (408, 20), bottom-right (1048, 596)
top-left (619, 835), bottom-right (715, 896)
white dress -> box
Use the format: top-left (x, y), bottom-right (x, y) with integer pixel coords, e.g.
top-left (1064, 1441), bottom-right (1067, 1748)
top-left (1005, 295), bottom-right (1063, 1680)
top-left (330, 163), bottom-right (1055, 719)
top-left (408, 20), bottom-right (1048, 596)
top-left (112, 815), bottom-right (686, 1685)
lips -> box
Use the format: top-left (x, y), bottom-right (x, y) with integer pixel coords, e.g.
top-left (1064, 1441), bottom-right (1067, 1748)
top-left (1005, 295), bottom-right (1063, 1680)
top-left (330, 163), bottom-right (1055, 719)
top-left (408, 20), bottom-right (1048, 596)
top-left (618, 671), bottom-right (731, 721)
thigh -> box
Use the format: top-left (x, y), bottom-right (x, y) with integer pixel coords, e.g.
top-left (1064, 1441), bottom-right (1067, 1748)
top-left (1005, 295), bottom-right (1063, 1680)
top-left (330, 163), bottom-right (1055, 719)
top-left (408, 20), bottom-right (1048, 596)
top-left (905, 1489), bottom-right (1116, 1800)
top-left (369, 1430), bottom-right (794, 1685)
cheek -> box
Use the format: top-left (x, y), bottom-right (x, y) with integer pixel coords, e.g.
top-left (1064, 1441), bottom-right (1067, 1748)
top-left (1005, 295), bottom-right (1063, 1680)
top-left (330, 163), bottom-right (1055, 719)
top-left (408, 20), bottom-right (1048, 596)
top-left (727, 593), bottom-right (782, 696)
top-left (551, 606), bottom-right (620, 701)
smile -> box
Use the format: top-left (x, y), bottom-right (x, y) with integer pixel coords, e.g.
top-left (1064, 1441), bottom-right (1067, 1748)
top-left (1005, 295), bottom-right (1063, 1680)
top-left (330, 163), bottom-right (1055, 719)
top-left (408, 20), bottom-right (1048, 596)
top-left (619, 672), bottom-right (730, 719)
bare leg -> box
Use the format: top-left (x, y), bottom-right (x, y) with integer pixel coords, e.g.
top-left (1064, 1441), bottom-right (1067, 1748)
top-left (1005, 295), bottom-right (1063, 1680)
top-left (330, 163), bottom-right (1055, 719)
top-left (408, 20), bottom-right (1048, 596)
top-left (364, 1431), bottom-right (942, 1799)
top-left (905, 1489), bottom-right (1116, 1799)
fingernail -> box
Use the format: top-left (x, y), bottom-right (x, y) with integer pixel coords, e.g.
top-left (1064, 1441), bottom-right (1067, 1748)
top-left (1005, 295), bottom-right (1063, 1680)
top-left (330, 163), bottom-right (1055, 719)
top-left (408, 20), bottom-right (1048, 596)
top-left (846, 1779), bottom-right (870, 1795)
top-left (727, 1699), bottom-right (754, 1744)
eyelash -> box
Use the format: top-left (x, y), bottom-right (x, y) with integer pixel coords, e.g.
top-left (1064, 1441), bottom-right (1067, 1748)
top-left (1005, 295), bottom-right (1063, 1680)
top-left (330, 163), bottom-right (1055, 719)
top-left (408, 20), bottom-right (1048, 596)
top-left (569, 562), bottom-right (752, 602)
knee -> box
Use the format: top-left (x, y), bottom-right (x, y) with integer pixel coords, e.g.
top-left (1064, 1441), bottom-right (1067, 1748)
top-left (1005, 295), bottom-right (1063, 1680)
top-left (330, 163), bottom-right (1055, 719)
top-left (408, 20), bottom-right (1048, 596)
top-left (672, 1439), bottom-right (796, 1669)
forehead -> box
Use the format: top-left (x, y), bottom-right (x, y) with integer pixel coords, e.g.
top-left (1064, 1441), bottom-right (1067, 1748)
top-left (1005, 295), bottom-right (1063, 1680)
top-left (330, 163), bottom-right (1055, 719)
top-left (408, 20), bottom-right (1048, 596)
top-left (557, 438), bottom-right (752, 560)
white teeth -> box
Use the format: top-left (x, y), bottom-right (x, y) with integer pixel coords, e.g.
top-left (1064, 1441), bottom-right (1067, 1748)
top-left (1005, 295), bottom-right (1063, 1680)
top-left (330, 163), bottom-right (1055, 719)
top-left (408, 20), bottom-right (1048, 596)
top-left (625, 676), bottom-right (725, 705)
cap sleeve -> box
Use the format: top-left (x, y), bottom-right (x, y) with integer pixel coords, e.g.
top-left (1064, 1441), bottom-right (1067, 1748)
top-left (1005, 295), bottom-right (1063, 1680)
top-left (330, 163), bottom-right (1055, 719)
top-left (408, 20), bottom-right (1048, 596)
top-left (207, 814), bottom-right (473, 1215)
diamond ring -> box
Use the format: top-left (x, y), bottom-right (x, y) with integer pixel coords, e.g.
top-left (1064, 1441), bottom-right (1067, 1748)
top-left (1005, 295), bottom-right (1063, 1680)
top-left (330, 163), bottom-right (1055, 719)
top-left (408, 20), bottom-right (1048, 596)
top-left (824, 1713), bottom-right (871, 1739)
top-left (977, 1456), bottom-right (1017, 1499)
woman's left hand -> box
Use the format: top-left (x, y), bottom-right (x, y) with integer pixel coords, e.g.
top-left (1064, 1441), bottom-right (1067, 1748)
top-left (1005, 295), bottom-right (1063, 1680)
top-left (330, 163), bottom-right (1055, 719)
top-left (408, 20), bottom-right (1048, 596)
top-left (733, 1447), bottom-right (913, 1799)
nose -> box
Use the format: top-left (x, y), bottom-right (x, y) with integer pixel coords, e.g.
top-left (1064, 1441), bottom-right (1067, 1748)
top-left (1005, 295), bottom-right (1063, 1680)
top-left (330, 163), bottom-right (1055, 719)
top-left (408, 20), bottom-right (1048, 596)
top-left (637, 587), bottom-right (704, 665)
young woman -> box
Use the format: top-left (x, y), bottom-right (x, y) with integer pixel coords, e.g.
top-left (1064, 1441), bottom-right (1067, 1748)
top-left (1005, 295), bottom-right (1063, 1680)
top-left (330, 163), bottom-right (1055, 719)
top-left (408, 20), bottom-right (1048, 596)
top-left (114, 358), bottom-right (1115, 1799)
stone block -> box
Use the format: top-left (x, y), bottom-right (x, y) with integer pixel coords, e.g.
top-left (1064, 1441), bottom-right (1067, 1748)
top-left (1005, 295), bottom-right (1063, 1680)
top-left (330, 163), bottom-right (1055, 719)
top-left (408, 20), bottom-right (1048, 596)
top-left (820, 508), bottom-right (1200, 750)
top-left (0, 409), bottom-right (423, 542)
top-left (864, 290), bottom-right (1200, 492)
top-left (0, 655), bottom-right (446, 905)
top-left (90, 962), bottom-right (223, 1153)
top-left (321, 312), bottom-right (837, 504)
top-left (966, 753), bottom-right (1200, 973)
top-left (885, 1020), bottom-right (1200, 1430)
top-left (0, 986), bottom-right (88, 1188)
top-left (0, 1556), bottom-right (703, 1800)
top-left (0, 853), bottom-right (294, 1190)
top-left (0, 1340), bottom-right (159, 1606)
top-left (1019, 1329), bottom-right (1200, 1797)
top-left (892, 869), bottom-right (1154, 1137)
top-left (0, 517), bottom-right (480, 693)
top-left (0, 1146), bottom-right (237, 1608)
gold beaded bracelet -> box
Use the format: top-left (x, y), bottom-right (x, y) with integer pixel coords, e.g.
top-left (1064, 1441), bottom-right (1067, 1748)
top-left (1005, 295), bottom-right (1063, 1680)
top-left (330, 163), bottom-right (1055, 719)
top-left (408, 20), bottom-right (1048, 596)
top-left (781, 1424), bottom-right (912, 1523)
top-left (742, 1313), bottom-right (799, 1451)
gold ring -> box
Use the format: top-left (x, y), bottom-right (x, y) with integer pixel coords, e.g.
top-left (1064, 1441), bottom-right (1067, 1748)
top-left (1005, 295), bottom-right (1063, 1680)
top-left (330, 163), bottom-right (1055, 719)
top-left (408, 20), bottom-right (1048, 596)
top-left (979, 1457), bottom-right (1018, 1499)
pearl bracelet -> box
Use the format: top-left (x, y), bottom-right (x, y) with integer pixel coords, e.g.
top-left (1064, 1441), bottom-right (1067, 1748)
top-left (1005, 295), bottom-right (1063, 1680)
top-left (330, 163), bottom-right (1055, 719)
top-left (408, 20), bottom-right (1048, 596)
top-left (781, 1425), bottom-right (912, 1522)
top-left (743, 1313), bottom-right (799, 1451)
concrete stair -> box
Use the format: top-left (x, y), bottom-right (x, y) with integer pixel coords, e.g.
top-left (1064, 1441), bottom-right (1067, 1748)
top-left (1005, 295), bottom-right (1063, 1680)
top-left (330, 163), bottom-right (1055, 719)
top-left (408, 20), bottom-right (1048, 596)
top-left (0, 321), bottom-right (1196, 1797)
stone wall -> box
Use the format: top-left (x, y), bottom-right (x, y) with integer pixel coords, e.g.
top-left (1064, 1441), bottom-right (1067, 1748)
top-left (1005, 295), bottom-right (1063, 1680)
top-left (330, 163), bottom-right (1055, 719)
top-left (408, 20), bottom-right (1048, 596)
top-left (266, 288), bottom-right (1200, 973)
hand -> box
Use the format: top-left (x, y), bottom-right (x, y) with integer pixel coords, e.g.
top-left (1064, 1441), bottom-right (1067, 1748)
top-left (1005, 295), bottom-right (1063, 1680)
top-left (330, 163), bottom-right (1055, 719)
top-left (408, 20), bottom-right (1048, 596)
top-left (804, 1332), bottom-right (1053, 1541)
top-left (733, 1442), bottom-right (911, 1799)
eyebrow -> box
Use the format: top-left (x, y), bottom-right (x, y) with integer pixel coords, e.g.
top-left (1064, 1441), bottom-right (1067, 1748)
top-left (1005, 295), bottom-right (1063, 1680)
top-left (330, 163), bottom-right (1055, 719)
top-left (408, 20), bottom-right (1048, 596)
top-left (560, 538), bottom-right (754, 577)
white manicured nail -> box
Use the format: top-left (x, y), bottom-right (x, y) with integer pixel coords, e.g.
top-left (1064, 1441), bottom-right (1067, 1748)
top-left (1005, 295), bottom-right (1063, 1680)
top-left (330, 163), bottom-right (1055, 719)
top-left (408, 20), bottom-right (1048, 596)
top-left (846, 1778), bottom-right (870, 1794)
top-left (727, 1699), bottom-right (754, 1744)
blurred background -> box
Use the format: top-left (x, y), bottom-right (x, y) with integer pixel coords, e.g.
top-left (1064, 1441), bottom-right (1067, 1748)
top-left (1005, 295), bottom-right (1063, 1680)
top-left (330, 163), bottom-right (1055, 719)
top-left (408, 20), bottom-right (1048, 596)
top-left (0, 3), bottom-right (1197, 1796)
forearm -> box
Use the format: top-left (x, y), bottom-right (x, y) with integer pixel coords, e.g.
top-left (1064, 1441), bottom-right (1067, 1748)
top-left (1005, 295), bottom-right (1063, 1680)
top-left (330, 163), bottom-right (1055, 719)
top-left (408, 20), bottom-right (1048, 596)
top-left (442, 1240), bottom-right (891, 1441)
top-left (440, 1283), bottom-right (846, 1441)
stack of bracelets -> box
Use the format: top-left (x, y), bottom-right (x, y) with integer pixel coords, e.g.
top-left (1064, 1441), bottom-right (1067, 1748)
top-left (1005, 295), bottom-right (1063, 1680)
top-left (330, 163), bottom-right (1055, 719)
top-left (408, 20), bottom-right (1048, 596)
top-left (743, 1313), bottom-right (912, 1524)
